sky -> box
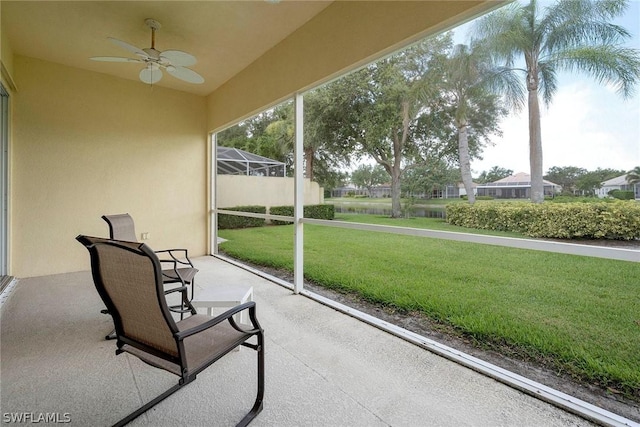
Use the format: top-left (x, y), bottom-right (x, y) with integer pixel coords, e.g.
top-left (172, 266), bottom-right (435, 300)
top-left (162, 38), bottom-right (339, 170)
top-left (456, 0), bottom-right (640, 176)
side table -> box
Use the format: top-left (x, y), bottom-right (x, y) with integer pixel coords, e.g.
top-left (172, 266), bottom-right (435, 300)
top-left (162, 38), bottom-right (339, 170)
top-left (191, 285), bottom-right (254, 324)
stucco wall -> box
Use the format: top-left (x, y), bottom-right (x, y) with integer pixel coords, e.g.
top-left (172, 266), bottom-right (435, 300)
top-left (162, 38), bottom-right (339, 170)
top-left (217, 175), bottom-right (323, 209)
top-left (11, 56), bottom-right (208, 277)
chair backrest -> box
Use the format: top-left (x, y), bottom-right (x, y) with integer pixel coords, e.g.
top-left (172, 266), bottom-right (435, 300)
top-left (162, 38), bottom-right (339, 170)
top-left (77, 235), bottom-right (180, 358)
top-left (102, 213), bottom-right (138, 242)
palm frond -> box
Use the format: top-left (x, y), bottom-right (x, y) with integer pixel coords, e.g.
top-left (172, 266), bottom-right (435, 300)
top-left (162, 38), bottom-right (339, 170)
top-left (472, 3), bottom-right (527, 64)
top-left (625, 165), bottom-right (640, 181)
top-left (551, 45), bottom-right (640, 98)
top-left (485, 66), bottom-right (527, 111)
top-left (545, 20), bottom-right (630, 53)
top-left (537, 61), bottom-right (558, 106)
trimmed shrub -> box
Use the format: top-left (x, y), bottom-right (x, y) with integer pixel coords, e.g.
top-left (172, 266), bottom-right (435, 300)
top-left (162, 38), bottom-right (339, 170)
top-left (446, 201), bottom-right (640, 240)
top-left (270, 204), bottom-right (335, 225)
top-left (609, 190), bottom-right (635, 200)
top-left (218, 205), bottom-right (266, 229)
top-left (305, 204), bottom-right (335, 220)
top-left (269, 205), bottom-right (294, 225)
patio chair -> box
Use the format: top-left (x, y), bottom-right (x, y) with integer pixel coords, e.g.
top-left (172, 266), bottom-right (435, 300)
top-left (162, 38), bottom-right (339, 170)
top-left (102, 213), bottom-right (198, 315)
top-left (76, 235), bottom-right (265, 427)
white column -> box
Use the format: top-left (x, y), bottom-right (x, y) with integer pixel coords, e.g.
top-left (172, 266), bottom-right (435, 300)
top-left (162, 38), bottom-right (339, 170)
top-left (211, 133), bottom-right (218, 255)
top-left (293, 93), bottom-right (304, 294)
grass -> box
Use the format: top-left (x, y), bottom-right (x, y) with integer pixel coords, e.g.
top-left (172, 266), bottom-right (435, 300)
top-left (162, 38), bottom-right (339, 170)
top-left (219, 214), bottom-right (640, 399)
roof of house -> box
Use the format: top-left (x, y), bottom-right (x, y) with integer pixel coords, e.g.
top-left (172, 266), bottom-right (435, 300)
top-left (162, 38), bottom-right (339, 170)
top-left (477, 172), bottom-right (560, 188)
top-left (600, 174), bottom-right (630, 186)
top-left (457, 182), bottom-right (478, 188)
top-left (217, 146), bottom-right (285, 176)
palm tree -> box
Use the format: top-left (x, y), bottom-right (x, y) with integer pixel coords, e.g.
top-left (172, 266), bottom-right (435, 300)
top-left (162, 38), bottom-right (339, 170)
top-left (474, 0), bottom-right (640, 203)
top-left (443, 42), bottom-right (508, 204)
top-left (626, 166), bottom-right (640, 184)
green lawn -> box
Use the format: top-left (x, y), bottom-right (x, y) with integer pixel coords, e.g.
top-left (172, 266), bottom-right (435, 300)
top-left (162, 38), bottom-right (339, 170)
top-left (219, 214), bottom-right (640, 399)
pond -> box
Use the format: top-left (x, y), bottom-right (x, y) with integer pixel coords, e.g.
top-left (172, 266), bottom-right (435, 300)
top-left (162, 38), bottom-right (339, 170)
top-left (333, 203), bottom-right (446, 219)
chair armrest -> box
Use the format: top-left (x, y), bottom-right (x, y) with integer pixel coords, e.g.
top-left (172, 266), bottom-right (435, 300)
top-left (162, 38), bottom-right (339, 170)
top-left (158, 259), bottom-right (183, 281)
top-left (164, 285), bottom-right (188, 295)
top-left (154, 248), bottom-right (191, 264)
top-left (175, 302), bottom-right (261, 340)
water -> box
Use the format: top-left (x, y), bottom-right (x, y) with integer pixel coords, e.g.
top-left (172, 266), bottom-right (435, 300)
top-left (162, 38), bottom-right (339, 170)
top-left (333, 203), bottom-right (446, 219)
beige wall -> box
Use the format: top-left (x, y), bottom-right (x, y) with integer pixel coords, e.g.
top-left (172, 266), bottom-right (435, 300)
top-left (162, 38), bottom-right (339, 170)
top-left (1, 3), bottom-right (15, 83)
top-left (217, 175), bottom-right (323, 209)
top-left (11, 56), bottom-right (208, 277)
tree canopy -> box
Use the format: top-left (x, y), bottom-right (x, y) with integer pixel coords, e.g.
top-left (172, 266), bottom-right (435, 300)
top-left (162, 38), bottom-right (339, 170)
top-left (350, 164), bottom-right (388, 197)
top-left (476, 166), bottom-right (514, 183)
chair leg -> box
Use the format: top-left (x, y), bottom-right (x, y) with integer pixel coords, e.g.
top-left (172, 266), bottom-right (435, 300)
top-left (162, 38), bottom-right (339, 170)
top-left (101, 309), bottom-right (117, 340)
top-left (111, 336), bottom-right (263, 427)
top-left (112, 381), bottom-right (185, 427)
top-left (236, 331), bottom-right (265, 427)
top-left (189, 279), bottom-right (195, 302)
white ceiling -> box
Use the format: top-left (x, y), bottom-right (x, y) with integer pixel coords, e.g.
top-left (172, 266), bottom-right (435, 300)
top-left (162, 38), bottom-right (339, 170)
top-left (2, 1), bottom-right (333, 96)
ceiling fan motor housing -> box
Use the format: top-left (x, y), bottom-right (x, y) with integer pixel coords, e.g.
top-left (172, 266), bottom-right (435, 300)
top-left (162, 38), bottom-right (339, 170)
top-left (145, 19), bottom-right (162, 31)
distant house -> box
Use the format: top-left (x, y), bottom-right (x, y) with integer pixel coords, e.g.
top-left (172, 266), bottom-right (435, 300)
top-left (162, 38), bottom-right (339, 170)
top-left (332, 183), bottom-right (393, 198)
top-left (476, 172), bottom-right (561, 199)
top-left (596, 174), bottom-right (640, 199)
top-left (457, 182), bottom-right (477, 198)
top-left (331, 183), bottom-right (371, 198)
top-left (332, 182), bottom-right (464, 199)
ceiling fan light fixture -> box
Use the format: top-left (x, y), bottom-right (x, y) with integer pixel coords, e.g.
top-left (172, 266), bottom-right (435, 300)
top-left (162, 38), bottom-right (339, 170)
top-left (139, 64), bottom-right (162, 85)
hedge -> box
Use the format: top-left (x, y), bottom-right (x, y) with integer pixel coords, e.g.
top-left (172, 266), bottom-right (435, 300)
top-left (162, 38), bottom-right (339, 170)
top-left (219, 204), bottom-right (335, 228)
top-left (270, 204), bottom-right (335, 225)
top-left (609, 190), bottom-right (635, 200)
top-left (446, 201), bottom-right (640, 240)
top-left (218, 205), bottom-right (266, 229)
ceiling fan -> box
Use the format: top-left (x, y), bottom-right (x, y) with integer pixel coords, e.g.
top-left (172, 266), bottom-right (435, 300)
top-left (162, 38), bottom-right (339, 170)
top-left (91, 18), bottom-right (204, 85)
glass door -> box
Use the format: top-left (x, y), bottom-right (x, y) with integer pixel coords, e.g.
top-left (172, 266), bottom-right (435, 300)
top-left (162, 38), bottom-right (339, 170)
top-left (0, 84), bottom-right (9, 285)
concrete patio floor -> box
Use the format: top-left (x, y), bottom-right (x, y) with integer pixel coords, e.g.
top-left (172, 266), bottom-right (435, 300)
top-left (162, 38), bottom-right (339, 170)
top-left (0, 255), bottom-right (628, 426)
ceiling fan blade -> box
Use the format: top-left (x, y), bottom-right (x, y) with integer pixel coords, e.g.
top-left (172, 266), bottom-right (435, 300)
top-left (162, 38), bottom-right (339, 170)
top-left (139, 67), bottom-right (163, 84)
top-left (160, 50), bottom-right (197, 67)
top-left (108, 37), bottom-right (149, 59)
top-left (166, 66), bottom-right (204, 84)
top-left (90, 56), bottom-right (141, 63)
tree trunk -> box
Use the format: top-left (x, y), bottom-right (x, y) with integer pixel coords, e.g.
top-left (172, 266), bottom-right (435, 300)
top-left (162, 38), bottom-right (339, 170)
top-left (528, 78), bottom-right (544, 203)
top-left (390, 167), bottom-right (402, 218)
top-left (389, 100), bottom-right (409, 218)
top-left (458, 120), bottom-right (475, 204)
top-left (304, 147), bottom-right (314, 180)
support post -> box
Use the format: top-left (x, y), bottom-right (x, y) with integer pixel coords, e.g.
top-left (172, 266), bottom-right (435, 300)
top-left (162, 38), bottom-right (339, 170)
top-left (293, 93), bottom-right (304, 294)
